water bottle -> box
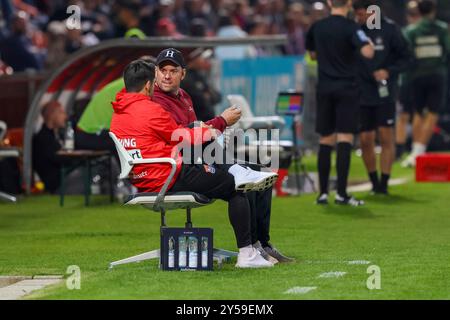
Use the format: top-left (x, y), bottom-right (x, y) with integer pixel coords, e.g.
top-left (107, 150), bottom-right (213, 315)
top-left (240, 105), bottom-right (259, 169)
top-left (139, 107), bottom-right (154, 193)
top-left (64, 121), bottom-right (75, 151)
top-left (188, 236), bottom-right (198, 268)
top-left (178, 236), bottom-right (187, 267)
top-left (377, 80), bottom-right (389, 98)
top-left (201, 237), bottom-right (208, 268)
top-left (168, 237), bottom-right (175, 268)
top-left (91, 174), bottom-right (101, 195)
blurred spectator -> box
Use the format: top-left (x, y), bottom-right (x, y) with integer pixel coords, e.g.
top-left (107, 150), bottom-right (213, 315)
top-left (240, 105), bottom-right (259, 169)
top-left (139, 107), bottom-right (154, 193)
top-left (156, 17), bottom-right (184, 37)
top-left (45, 20), bottom-right (68, 69)
top-left (116, 1), bottom-right (146, 38)
top-left (186, 0), bottom-right (214, 31)
top-left (215, 13), bottom-right (256, 59)
top-left (181, 48), bottom-right (222, 121)
top-left (64, 22), bottom-right (99, 54)
top-left (0, 11), bottom-right (44, 71)
top-left (310, 1), bottom-right (329, 25)
top-left (284, 2), bottom-right (307, 55)
top-left (32, 100), bottom-right (68, 193)
top-left (189, 17), bottom-right (208, 36)
top-left (270, 0), bottom-right (286, 35)
top-left (0, 0), bottom-right (14, 39)
top-left (246, 15), bottom-right (271, 56)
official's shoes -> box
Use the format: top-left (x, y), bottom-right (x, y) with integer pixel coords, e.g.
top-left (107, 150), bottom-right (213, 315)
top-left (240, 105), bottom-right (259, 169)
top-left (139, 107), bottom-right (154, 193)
top-left (233, 167), bottom-right (278, 193)
top-left (253, 241), bottom-right (278, 264)
top-left (335, 194), bottom-right (365, 207)
top-left (235, 247), bottom-right (274, 268)
top-left (263, 243), bottom-right (295, 263)
top-left (316, 193), bottom-right (329, 205)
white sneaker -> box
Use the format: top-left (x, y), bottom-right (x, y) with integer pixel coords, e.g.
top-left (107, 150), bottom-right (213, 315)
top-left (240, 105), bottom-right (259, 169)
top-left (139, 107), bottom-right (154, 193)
top-left (229, 165), bottom-right (278, 193)
top-left (401, 154), bottom-right (416, 168)
top-left (235, 247), bottom-right (274, 268)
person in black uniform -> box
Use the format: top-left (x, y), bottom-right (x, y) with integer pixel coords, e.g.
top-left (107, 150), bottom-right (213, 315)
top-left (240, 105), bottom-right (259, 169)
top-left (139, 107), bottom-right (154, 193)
top-left (353, 0), bottom-right (412, 194)
top-left (306, 0), bottom-right (374, 206)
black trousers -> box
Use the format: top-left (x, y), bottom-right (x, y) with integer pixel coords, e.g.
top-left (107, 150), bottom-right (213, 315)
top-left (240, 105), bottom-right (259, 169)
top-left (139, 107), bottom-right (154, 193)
top-left (170, 164), bottom-right (252, 248)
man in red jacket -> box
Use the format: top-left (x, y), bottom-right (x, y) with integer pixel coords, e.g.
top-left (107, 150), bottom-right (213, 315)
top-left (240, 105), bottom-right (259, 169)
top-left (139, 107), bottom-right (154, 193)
top-left (152, 48), bottom-right (294, 263)
top-left (110, 59), bottom-right (273, 268)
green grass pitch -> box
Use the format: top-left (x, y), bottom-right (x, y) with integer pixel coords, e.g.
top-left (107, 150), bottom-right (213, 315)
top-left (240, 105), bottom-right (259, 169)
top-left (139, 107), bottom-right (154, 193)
top-left (0, 154), bottom-right (449, 299)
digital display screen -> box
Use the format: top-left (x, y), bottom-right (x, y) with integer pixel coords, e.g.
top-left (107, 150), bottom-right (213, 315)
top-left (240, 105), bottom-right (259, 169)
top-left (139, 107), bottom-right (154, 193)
top-left (276, 92), bottom-right (303, 115)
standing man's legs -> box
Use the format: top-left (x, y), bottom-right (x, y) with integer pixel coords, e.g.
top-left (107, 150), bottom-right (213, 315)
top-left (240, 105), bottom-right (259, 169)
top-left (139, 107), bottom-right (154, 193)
top-left (317, 134), bottom-right (335, 203)
top-left (403, 75), bottom-right (445, 167)
top-left (334, 89), bottom-right (364, 206)
top-left (360, 130), bottom-right (378, 191)
top-left (378, 126), bottom-right (395, 193)
top-left (335, 133), bottom-right (354, 199)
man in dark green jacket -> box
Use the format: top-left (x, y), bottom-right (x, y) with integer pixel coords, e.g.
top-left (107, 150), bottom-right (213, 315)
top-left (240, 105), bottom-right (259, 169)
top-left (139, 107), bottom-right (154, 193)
top-left (401, 0), bottom-right (450, 167)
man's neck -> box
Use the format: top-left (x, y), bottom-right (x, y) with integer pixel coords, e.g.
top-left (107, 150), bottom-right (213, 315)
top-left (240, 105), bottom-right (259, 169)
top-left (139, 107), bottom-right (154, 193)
top-left (331, 7), bottom-right (349, 17)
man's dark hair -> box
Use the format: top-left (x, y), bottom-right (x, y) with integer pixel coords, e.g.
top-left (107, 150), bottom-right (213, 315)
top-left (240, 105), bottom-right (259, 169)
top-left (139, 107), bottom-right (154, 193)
top-left (353, 0), bottom-right (378, 10)
top-left (418, 0), bottom-right (436, 15)
top-left (123, 59), bottom-right (155, 92)
top-left (329, 0), bottom-right (350, 8)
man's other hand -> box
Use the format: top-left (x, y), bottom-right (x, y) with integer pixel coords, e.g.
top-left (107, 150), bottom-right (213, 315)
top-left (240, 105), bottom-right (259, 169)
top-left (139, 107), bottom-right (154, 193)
top-left (221, 105), bottom-right (242, 126)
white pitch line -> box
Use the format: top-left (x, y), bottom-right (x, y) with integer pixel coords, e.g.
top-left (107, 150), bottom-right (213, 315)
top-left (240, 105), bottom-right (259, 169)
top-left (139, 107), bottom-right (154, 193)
top-left (284, 287), bottom-right (317, 295)
top-left (318, 271), bottom-right (347, 278)
top-left (348, 260), bottom-right (371, 265)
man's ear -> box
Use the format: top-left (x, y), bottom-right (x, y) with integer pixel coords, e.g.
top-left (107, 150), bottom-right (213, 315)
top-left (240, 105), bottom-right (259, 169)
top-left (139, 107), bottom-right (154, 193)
top-left (145, 80), bottom-right (152, 93)
top-left (181, 68), bottom-right (186, 81)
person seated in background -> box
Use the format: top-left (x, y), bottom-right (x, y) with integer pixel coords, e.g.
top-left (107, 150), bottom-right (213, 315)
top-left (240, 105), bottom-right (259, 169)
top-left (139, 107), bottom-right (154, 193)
top-left (181, 48), bottom-right (221, 122)
top-left (32, 100), bottom-right (68, 193)
top-left (110, 59), bottom-right (274, 268)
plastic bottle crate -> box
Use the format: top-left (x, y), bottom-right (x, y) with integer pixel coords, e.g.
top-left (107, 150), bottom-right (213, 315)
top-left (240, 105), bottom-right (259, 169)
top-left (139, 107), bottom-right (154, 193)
top-left (160, 227), bottom-right (213, 271)
top-left (416, 153), bottom-right (450, 182)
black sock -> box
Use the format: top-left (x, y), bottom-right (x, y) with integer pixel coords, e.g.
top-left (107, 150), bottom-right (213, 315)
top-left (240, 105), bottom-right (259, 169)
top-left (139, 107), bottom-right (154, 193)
top-left (396, 144), bottom-right (405, 159)
top-left (318, 144), bottom-right (333, 195)
top-left (336, 142), bottom-right (352, 197)
top-left (380, 173), bottom-right (390, 192)
top-left (369, 171), bottom-right (379, 191)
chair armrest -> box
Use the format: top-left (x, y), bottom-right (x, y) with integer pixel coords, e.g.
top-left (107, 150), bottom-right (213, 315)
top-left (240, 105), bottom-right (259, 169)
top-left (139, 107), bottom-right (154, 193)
top-left (130, 157), bottom-right (177, 211)
top-left (239, 116), bottom-right (286, 130)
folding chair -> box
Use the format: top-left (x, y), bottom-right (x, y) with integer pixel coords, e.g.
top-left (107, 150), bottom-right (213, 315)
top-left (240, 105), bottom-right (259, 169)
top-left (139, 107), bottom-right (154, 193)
top-left (108, 132), bottom-right (237, 269)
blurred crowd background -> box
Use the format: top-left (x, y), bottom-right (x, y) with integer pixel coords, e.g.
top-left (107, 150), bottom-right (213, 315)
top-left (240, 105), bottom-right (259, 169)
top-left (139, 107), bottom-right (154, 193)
top-left (1, 0), bottom-right (450, 73)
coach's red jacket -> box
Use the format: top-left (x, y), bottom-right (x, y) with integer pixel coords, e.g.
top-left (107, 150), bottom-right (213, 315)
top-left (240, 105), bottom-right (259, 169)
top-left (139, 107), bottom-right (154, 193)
top-left (110, 90), bottom-right (212, 192)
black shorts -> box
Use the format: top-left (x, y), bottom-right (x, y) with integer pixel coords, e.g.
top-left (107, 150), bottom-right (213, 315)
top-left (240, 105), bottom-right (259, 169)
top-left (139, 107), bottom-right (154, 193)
top-left (315, 89), bottom-right (360, 136)
top-left (412, 74), bottom-right (447, 114)
top-left (360, 103), bottom-right (396, 132)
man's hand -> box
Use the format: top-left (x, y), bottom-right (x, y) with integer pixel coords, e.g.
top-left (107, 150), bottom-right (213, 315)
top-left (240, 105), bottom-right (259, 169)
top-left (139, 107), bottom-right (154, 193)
top-left (221, 105), bottom-right (242, 126)
top-left (373, 69), bottom-right (390, 81)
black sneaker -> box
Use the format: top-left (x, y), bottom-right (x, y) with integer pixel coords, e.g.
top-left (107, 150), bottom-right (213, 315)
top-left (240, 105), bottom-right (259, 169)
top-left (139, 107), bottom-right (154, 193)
top-left (335, 194), bottom-right (365, 207)
top-left (316, 193), bottom-right (329, 205)
top-left (263, 243), bottom-right (295, 263)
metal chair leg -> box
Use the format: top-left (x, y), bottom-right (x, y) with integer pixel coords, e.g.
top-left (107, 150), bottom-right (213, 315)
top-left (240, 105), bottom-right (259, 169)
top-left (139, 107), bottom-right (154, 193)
top-left (109, 249), bottom-right (160, 269)
top-left (0, 191), bottom-right (16, 203)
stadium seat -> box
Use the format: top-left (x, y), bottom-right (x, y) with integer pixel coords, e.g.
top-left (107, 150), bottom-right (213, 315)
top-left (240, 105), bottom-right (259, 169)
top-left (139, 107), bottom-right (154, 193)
top-left (108, 132), bottom-right (237, 269)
